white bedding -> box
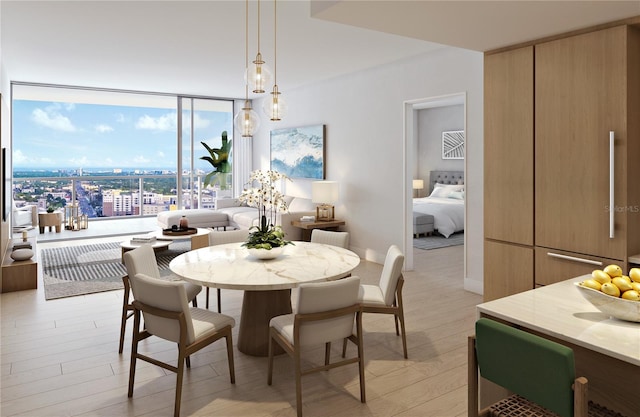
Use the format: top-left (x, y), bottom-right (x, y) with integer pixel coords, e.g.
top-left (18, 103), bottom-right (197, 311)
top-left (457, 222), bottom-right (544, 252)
top-left (413, 196), bottom-right (464, 238)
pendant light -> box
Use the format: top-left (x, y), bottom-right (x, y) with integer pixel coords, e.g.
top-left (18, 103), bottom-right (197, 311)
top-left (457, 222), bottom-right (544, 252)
top-left (263, 0), bottom-right (288, 121)
top-left (246, 0), bottom-right (272, 93)
top-left (234, 0), bottom-right (260, 137)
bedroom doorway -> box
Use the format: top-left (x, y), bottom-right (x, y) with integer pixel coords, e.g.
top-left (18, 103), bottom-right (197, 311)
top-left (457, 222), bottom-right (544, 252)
top-left (403, 93), bottom-right (466, 272)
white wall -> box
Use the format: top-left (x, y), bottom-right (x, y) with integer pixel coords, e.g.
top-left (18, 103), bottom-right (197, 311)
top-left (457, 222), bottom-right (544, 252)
top-left (415, 105), bottom-right (465, 192)
top-left (251, 46), bottom-right (484, 294)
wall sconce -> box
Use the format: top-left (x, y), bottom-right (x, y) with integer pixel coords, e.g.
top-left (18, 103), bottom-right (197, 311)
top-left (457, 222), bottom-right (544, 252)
top-left (413, 179), bottom-right (424, 198)
top-left (312, 181), bottom-right (339, 221)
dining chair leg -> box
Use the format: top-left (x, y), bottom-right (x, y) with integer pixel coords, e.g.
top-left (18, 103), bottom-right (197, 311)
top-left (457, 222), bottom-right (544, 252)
top-left (341, 338), bottom-right (348, 358)
top-left (217, 288), bottom-right (222, 313)
top-left (294, 348), bottom-right (303, 417)
top-left (356, 312), bottom-right (366, 403)
top-left (175, 349), bottom-right (186, 417)
top-left (267, 332), bottom-right (275, 385)
top-left (119, 307), bottom-right (130, 354)
top-left (205, 287), bottom-right (210, 309)
top-left (127, 310), bottom-right (141, 398)
top-left (226, 330), bottom-right (236, 384)
top-left (324, 342), bottom-right (331, 366)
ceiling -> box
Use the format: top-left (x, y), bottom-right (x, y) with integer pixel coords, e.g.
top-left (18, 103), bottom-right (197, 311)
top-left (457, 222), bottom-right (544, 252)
top-left (2, 1), bottom-right (639, 100)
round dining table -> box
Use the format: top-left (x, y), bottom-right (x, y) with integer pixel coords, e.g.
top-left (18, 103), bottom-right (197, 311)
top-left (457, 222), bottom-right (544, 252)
top-left (169, 241), bottom-right (360, 356)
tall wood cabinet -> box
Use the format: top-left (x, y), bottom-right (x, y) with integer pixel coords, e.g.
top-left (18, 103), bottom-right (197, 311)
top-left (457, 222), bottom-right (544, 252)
top-left (484, 24), bottom-right (640, 301)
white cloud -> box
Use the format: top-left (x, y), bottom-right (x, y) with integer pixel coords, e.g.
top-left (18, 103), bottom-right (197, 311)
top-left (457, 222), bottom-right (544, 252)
top-left (31, 108), bottom-right (77, 132)
top-left (133, 155), bottom-right (150, 163)
top-left (69, 156), bottom-right (90, 166)
top-left (135, 113), bottom-right (176, 131)
top-left (13, 149), bottom-right (28, 164)
top-left (182, 113), bottom-right (211, 131)
top-left (156, 151), bottom-right (165, 158)
top-left (64, 103), bottom-right (75, 111)
top-left (95, 124), bottom-right (114, 133)
top-left (115, 113), bottom-right (126, 123)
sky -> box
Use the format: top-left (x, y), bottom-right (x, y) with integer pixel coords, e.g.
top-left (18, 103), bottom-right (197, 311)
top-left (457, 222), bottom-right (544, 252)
top-left (12, 99), bottom-right (233, 171)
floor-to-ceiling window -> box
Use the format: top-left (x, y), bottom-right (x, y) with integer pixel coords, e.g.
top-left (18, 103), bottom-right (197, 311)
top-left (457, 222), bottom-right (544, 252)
top-left (11, 83), bottom-right (233, 222)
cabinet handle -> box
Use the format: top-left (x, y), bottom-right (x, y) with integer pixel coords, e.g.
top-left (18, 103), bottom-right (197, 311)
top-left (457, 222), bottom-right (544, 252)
top-left (547, 252), bottom-right (603, 266)
top-left (610, 131), bottom-right (615, 239)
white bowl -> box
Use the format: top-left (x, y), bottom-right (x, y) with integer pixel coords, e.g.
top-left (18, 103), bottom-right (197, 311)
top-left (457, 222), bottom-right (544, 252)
top-left (575, 282), bottom-right (640, 323)
top-left (11, 248), bottom-right (34, 261)
top-left (247, 246), bottom-right (284, 260)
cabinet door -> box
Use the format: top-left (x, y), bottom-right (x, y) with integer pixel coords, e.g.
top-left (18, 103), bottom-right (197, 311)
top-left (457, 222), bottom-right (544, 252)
top-left (535, 26), bottom-right (627, 260)
top-left (484, 240), bottom-right (533, 302)
top-left (535, 246), bottom-right (624, 287)
top-left (484, 46), bottom-right (534, 245)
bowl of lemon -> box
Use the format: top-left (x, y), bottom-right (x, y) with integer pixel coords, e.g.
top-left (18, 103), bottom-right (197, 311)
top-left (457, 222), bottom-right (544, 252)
top-left (576, 265), bottom-right (640, 323)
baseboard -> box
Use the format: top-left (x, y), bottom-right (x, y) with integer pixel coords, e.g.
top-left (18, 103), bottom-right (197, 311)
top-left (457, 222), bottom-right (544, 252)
top-left (464, 277), bottom-right (483, 295)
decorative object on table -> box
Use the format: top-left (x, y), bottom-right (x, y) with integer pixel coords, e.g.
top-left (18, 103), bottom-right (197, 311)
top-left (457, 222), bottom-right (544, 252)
top-left (22, 230), bottom-right (28, 241)
top-left (10, 248), bottom-right (34, 261)
top-left (240, 169), bottom-right (292, 256)
top-left (575, 282), bottom-right (640, 322)
top-left (200, 130), bottom-right (232, 189)
top-left (412, 179), bottom-right (424, 198)
top-left (270, 124), bottom-right (325, 179)
top-left (179, 215), bottom-right (189, 229)
top-left (442, 130), bottom-right (465, 159)
top-left (46, 206), bottom-right (54, 213)
top-left (312, 180), bottom-right (339, 221)
top-left (162, 227), bottom-right (197, 236)
top-left (64, 204), bottom-right (87, 230)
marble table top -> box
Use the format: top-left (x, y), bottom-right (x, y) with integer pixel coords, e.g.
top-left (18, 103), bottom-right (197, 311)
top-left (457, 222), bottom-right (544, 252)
top-left (477, 277), bottom-right (640, 366)
top-left (169, 241), bottom-right (360, 291)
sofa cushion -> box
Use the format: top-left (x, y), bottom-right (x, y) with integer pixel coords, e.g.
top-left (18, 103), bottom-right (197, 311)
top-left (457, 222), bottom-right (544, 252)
top-left (157, 209), bottom-right (228, 229)
top-left (288, 197), bottom-right (315, 212)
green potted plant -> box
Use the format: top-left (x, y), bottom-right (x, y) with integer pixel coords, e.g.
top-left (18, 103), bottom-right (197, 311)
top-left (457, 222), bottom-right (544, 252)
top-left (239, 170), bottom-right (293, 258)
top-left (200, 130), bottom-right (232, 190)
top-left (46, 206), bottom-right (54, 213)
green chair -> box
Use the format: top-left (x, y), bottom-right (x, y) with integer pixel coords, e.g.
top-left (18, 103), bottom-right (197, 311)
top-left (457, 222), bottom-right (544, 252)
top-left (468, 318), bottom-right (623, 417)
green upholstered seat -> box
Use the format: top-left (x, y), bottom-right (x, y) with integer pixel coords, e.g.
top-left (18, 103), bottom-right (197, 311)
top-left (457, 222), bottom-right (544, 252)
top-left (475, 318), bottom-right (576, 417)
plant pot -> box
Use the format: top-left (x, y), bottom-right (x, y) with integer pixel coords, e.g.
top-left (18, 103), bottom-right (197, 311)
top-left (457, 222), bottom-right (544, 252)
top-left (247, 246), bottom-right (284, 260)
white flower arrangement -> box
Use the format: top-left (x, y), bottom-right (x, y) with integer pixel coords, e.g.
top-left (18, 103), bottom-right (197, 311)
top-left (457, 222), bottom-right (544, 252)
top-left (239, 170), bottom-right (292, 249)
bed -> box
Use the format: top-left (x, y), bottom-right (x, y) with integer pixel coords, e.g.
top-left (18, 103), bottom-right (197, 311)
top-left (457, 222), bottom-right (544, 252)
top-left (412, 171), bottom-right (464, 238)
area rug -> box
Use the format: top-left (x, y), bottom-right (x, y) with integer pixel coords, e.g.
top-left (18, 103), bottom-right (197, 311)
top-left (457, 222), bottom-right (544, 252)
top-left (41, 241), bottom-right (190, 300)
top-left (413, 232), bottom-right (464, 250)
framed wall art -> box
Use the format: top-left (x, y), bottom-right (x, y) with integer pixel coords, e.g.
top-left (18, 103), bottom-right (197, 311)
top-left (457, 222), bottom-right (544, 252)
top-left (442, 130), bottom-right (465, 160)
top-left (270, 124), bottom-right (326, 179)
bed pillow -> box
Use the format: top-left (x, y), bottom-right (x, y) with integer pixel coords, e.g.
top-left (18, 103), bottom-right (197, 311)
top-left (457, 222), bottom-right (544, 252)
top-left (448, 191), bottom-right (465, 200)
top-left (429, 186), bottom-right (451, 198)
top-left (435, 182), bottom-right (464, 192)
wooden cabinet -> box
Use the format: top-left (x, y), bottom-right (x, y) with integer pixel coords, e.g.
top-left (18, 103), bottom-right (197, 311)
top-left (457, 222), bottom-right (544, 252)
top-left (484, 46), bottom-right (534, 245)
top-left (535, 26), bottom-right (631, 261)
top-left (1, 238), bottom-right (38, 293)
top-left (484, 240), bottom-right (533, 302)
top-left (484, 24), bottom-right (640, 297)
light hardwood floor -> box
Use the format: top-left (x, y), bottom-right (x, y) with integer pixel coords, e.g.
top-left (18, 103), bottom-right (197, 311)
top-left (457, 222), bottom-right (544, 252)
top-left (1, 238), bottom-right (479, 417)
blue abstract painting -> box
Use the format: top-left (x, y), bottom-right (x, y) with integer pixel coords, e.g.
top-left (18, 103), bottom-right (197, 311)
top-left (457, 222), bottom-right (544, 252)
top-left (270, 125), bottom-right (325, 179)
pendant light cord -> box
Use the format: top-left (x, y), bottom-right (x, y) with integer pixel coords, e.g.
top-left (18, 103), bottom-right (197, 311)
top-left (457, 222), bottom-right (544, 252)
top-left (245, 0), bottom-right (249, 101)
top-left (273, 0), bottom-right (277, 85)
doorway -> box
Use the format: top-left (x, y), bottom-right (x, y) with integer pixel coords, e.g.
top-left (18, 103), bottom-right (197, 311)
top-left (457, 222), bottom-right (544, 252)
top-left (403, 93), bottom-right (467, 272)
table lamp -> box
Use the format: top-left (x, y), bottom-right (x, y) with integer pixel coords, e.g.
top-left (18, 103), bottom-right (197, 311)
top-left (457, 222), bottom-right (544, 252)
top-left (413, 179), bottom-right (424, 198)
top-left (312, 181), bottom-right (339, 221)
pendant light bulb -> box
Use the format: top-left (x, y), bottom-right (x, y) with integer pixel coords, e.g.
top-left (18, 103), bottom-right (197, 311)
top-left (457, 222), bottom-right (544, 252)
top-left (234, 100), bottom-right (260, 137)
top-left (246, 54), bottom-right (273, 94)
top-left (263, 84), bottom-right (288, 121)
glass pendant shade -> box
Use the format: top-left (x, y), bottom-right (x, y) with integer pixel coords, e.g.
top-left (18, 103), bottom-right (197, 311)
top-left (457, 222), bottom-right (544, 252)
top-left (246, 52), bottom-right (273, 93)
top-left (234, 101), bottom-right (260, 137)
top-left (263, 85), bottom-right (288, 121)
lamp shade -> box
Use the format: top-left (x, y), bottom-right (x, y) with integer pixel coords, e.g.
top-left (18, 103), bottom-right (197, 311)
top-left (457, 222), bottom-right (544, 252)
top-left (412, 179), bottom-right (424, 190)
top-left (312, 181), bottom-right (339, 204)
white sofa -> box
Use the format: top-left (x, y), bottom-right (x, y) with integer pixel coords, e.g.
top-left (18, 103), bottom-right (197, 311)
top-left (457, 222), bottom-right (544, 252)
top-left (156, 196), bottom-right (316, 241)
top-left (12, 203), bottom-right (38, 229)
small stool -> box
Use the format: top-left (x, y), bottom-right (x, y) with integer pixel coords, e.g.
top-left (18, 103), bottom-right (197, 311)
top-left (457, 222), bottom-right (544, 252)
top-left (413, 213), bottom-right (434, 238)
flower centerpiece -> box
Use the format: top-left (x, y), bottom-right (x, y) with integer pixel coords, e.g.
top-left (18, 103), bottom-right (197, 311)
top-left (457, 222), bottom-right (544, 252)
top-left (239, 170), bottom-right (293, 258)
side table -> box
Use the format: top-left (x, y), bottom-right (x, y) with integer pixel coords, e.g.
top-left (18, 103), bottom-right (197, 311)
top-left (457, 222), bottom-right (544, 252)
top-left (290, 219), bottom-right (346, 241)
top-left (38, 212), bottom-right (62, 233)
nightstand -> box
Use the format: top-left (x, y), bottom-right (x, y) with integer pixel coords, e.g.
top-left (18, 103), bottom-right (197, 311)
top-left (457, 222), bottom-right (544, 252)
top-left (291, 219), bottom-right (346, 241)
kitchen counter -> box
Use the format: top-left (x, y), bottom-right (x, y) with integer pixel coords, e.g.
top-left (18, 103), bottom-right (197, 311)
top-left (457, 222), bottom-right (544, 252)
top-left (477, 277), bottom-right (639, 416)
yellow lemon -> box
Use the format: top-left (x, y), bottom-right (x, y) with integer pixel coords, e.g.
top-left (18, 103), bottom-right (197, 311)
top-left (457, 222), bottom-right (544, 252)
top-left (612, 277), bottom-right (633, 292)
top-left (580, 279), bottom-right (602, 291)
top-left (630, 282), bottom-right (640, 292)
top-left (619, 275), bottom-right (632, 283)
top-left (591, 270), bottom-right (611, 284)
top-left (601, 282), bottom-right (621, 297)
top-left (603, 264), bottom-right (623, 278)
top-left (629, 268), bottom-right (640, 283)
top-left (621, 290), bottom-right (640, 301)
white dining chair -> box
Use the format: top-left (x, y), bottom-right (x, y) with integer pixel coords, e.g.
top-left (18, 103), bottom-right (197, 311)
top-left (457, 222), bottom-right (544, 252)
top-left (344, 244), bottom-right (407, 358)
top-left (127, 272), bottom-right (235, 417)
top-left (310, 229), bottom-right (349, 248)
top-left (119, 244), bottom-right (202, 353)
top-left (267, 276), bottom-right (365, 417)
top-left (207, 229), bottom-right (250, 311)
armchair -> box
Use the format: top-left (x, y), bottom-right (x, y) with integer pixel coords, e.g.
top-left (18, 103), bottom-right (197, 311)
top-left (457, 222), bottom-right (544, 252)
top-left (12, 202), bottom-right (37, 229)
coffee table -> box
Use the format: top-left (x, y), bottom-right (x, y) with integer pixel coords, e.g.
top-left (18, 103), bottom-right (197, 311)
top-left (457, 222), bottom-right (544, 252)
top-left (148, 227), bottom-right (211, 250)
top-left (38, 212), bottom-right (62, 233)
top-left (169, 241), bottom-right (360, 356)
top-left (120, 239), bottom-right (172, 262)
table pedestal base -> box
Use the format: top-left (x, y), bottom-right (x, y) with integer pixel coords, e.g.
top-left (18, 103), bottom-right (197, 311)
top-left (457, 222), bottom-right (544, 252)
top-left (238, 290), bottom-right (292, 356)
